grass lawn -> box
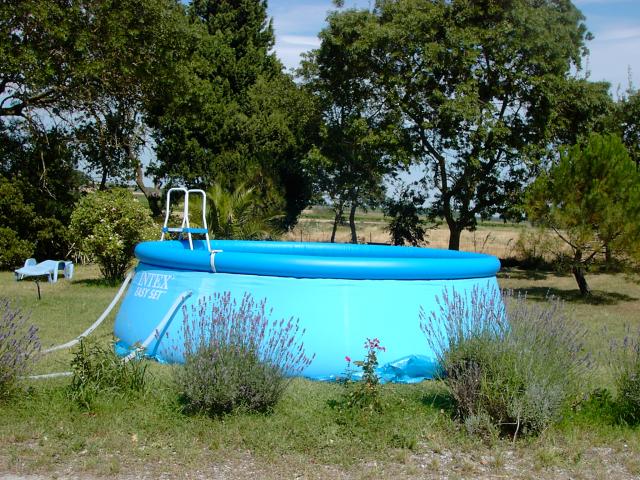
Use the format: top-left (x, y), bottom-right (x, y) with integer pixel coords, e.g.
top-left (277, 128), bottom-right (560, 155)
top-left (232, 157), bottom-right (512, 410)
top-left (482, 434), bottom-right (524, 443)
top-left (1, 258), bottom-right (639, 478)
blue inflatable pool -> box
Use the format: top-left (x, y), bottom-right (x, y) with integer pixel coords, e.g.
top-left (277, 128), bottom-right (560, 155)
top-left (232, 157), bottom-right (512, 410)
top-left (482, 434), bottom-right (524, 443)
top-left (113, 240), bottom-right (500, 382)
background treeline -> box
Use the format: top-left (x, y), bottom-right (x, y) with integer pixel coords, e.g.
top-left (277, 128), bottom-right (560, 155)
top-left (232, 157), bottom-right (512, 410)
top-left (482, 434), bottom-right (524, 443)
top-left (1, 0), bottom-right (639, 286)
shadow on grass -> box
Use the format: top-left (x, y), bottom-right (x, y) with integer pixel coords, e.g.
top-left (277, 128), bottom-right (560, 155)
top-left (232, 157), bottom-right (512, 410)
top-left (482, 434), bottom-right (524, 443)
top-left (513, 286), bottom-right (637, 305)
top-left (72, 278), bottom-right (121, 288)
top-left (498, 268), bottom-right (549, 281)
top-left (421, 390), bottom-right (456, 415)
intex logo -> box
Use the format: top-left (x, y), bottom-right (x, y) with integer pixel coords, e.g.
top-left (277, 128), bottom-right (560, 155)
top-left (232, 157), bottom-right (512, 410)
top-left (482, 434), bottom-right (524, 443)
top-left (133, 271), bottom-right (174, 301)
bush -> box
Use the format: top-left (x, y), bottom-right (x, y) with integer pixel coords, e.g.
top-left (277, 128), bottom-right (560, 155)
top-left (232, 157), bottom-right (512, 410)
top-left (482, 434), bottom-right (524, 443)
top-left (0, 227), bottom-right (34, 270)
top-left (69, 188), bottom-right (156, 282)
top-left (0, 298), bottom-right (41, 398)
top-left (67, 339), bottom-right (148, 410)
top-left (33, 217), bottom-right (71, 261)
top-left (175, 292), bottom-right (315, 416)
top-left (420, 286), bottom-right (589, 439)
top-left (609, 327), bottom-right (640, 425)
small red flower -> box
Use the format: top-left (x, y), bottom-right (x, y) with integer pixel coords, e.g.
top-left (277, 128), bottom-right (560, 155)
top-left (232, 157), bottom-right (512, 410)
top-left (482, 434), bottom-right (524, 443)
top-left (345, 356), bottom-right (351, 363)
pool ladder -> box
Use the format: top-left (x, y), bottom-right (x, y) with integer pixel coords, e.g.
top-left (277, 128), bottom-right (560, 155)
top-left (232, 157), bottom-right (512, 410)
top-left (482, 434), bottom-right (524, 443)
top-left (160, 187), bottom-right (211, 251)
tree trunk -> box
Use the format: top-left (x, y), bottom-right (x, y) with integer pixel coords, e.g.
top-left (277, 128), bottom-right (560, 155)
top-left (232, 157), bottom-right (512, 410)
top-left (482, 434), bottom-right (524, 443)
top-left (99, 167), bottom-right (108, 190)
top-left (135, 163), bottom-right (162, 217)
top-left (448, 225), bottom-right (462, 251)
top-left (349, 202), bottom-right (358, 244)
top-left (572, 264), bottom-right (591, 296)
top-left (330, 203), bottom-right (343, 243)
top-left (572, 249), bottom-right (591, 296)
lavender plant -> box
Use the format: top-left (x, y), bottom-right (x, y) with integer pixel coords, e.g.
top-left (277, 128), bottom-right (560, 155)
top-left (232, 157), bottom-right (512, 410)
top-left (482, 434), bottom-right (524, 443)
top-left (420, 286), bottom-right (590, 439)
top-left (609, 326), bottom-right (640, 425)
top-left (0, 298), bottom-right (41, 398)
top-left (175, 292), bottom-right (315, 416)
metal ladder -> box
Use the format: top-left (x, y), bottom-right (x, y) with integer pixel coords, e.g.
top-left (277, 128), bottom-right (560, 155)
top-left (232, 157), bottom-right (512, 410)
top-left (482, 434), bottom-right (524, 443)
top-left (160, 188), bottom-right (211, 251)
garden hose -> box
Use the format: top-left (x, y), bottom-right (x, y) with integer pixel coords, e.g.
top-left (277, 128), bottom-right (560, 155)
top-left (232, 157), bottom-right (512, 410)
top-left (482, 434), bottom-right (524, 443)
top-left (25, 270), bottom-right (134, 380)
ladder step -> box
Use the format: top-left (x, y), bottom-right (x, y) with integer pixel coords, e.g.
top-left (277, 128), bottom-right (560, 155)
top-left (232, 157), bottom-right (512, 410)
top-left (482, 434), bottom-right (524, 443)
top-left (183, 227), bottom-right (208, 234)
top-left (162, 227), bottom-right (184, 233)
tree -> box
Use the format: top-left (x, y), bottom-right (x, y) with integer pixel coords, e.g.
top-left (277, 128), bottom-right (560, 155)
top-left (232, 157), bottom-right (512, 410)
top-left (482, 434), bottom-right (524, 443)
top-left (301, 9), bottom-right (406, 243)
top-left (617, 90), bottom-right (640, 168)
top-left (1, 0), bottom-right (190, 208)
top-left (340, 0), bottom-right (592, 249)
top-left (148, 0), bottom-right (316, 228)
top-left (526, 133), bottom-right (640, 296)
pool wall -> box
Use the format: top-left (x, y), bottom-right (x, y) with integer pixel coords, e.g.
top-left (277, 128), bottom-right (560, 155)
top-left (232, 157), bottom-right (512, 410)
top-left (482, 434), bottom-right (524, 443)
top-left (114, 240), bottom-right (500, 381)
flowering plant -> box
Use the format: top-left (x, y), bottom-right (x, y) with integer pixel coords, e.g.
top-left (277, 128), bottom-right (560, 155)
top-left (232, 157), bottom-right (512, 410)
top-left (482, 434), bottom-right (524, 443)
top-left (338, 337), bottom-right (385, 412)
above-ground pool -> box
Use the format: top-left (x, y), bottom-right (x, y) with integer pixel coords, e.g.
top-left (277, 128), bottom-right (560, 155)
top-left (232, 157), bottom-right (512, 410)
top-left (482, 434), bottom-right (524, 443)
top-left (114, 240), bottom-right (500, 382)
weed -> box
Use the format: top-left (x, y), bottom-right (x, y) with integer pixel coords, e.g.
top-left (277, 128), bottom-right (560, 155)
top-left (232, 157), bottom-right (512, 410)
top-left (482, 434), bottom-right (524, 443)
top-left (0, 298), bottom-right (41, 398)
top-left (175, 292), bottom-right (314, 416)
top-left (67, 339), bottom-right (148, 409)
top-left (335, 338), bottom-right (386, 413)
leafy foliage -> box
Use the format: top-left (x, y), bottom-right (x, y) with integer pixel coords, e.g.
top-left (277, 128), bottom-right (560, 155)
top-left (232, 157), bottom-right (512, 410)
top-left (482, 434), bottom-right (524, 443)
top-left (312, 0), bottom-right (592, 249)
top-left (300, 9), bottom-right (406, 242)
top-left (0, 298), bottom-right (41, 399)
top-left (0, 127), bottom-right (87, 261)
top-left (526, 133), bottom-right (640, 295)
top-left (68, 339), bottom-right (148, 410)
top-left (0, 228), bottom-right (34, 270)
top-left (206, 183), bottom-right (283, 240)
top-left (148, 1), bottom-right (316, 228)
top-left (384, 189), bottom-right (430, 246)
top-left (69, 188), bottom-right (156, 282)
top-left (0, 177), bottom-right (36, 268)
top-left (175, 292), bottom-right (315, 416)
top-left (420, 287), bottom-right (589, 439)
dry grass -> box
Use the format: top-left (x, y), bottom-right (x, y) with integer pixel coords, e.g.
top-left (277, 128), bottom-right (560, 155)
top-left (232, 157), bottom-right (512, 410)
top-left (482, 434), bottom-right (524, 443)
top-left (285, 211), bottom-right (525, 258)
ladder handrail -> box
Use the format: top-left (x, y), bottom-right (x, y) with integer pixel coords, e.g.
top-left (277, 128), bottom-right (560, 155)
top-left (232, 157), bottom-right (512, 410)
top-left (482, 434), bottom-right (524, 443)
top-left (159, 187), bottom-right (211, 251)
top-left (160, 187), bottom-right (188, 241)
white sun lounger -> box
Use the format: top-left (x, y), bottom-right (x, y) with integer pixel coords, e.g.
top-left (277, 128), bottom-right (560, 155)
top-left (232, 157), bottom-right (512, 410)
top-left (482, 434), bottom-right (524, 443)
top-left (14, 259), bottom-right (74, 283)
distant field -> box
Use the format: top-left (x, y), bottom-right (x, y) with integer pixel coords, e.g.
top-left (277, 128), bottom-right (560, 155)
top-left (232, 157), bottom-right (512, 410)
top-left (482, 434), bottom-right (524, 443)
top-left (286, 207), bottom-right (526, 258)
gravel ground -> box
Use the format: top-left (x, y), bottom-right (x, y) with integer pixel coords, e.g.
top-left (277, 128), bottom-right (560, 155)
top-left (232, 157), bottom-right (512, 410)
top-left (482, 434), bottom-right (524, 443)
top-left (2, 444), bottom-right (639, 480)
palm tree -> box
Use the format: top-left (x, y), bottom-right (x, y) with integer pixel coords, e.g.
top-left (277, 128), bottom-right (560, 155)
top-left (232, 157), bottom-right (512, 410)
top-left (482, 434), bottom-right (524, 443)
top-left (206, 183), bottom-right (283, 240)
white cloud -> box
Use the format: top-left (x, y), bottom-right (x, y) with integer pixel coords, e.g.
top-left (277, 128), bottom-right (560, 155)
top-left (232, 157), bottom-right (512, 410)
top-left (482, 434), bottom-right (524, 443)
top-left (597, 26), bottom-right (640, 42)
top-left (279, 35), bottom-right (321, 48)
top-left (270, 4), bottom-right (332, 35)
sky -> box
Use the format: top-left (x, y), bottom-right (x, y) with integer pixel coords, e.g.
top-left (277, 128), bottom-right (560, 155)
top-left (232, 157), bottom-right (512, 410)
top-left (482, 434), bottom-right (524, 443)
top-left (267, 0), bottom-right (640, 96)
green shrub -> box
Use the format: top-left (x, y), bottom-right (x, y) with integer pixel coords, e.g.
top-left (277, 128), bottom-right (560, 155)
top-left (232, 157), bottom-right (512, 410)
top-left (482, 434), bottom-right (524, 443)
top-left (0, 227), bottom-right (34, 270)
top-left (609, 327), bottom-right (640, 425)
top-left (0, 298), bottom-right (41, 398)
top-left (69, 188), bottom-right (156, 282)
top-left (175, 292), bottom-right (314, 416)
top-left (420, 287), bottom-right (589, 439)
top-left (67, 339), bottom-right (148, 410)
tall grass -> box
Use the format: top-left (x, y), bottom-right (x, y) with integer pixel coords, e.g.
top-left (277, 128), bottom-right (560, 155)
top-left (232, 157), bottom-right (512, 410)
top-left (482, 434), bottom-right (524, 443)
top-left (609, 326), bottom-right (640, 424)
